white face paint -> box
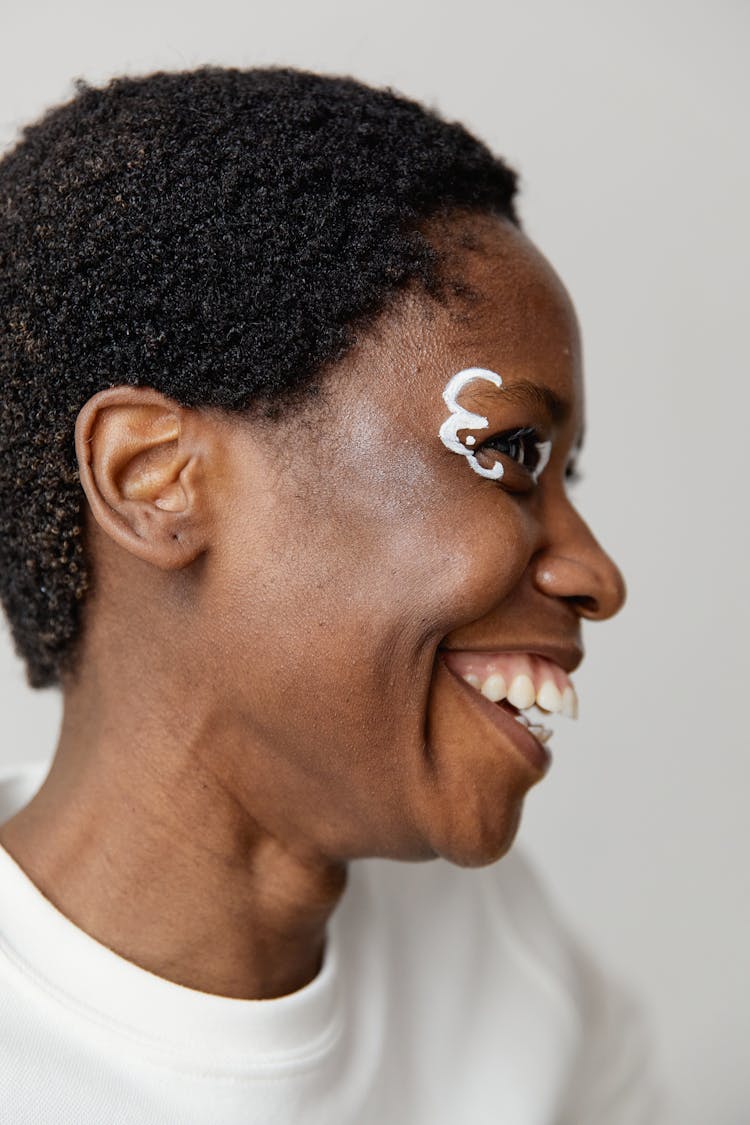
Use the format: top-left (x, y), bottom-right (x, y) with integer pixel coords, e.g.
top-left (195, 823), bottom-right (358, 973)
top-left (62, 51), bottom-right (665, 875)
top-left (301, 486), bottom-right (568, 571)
top-left (438, 367), bottom-right (505, 480)
top-left (532, 440), bottom-right (552, 480)
top-left (438, 367), bottom-right (552, 483)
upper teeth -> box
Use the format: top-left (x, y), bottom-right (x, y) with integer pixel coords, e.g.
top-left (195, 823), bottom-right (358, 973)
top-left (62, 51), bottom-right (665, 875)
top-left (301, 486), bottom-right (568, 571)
top-left (479, 672), bottom-right (506, 702)
top-left (440, 649), bottom-right (580, 749)
top-left (506, 674), bottom-right (535, 710)
top-left (536, 680), bottom-right (562, 713)
top-left (474, 670), bottom-right (577, 718)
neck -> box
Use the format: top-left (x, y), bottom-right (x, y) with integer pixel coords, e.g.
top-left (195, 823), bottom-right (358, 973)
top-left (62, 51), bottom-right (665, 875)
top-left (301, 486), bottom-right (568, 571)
top-left (0, 675), bottom-right (348, 1001)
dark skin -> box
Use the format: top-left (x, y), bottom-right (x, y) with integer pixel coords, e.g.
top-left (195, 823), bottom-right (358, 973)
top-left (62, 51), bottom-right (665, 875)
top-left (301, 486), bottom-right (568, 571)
top-left (0, 214), bottom-right (625, 1000)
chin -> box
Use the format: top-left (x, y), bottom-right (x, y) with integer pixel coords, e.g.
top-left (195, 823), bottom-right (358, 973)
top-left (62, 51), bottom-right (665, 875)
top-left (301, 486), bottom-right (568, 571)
top-left (405, 655), bottom-right (546, 868)
top-left (418, 782), bottom-right (527, 869)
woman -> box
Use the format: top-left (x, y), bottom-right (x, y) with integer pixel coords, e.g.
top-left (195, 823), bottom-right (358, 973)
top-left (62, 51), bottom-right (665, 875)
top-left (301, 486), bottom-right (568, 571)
top-left (0, 67), bottom-right (663, 1122)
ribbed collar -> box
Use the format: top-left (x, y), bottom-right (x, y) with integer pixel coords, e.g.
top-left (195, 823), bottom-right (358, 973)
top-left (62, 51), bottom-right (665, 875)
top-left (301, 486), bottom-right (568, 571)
top-left (0, 785), bottom-right (345, 1075)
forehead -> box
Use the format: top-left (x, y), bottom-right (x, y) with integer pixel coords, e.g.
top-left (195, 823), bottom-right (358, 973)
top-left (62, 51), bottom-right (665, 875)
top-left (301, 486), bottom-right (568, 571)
top-left (418, 214), bottom-right (581, 398)
top-left (329, 212), bottom-right (584, 441)
top-left (265, 214), bottom-right (585, 473)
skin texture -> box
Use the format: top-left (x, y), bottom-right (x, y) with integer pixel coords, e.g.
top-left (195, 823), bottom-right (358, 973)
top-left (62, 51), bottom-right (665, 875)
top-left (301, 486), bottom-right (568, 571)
top-left (0, 214), bottom-right (625, 1001)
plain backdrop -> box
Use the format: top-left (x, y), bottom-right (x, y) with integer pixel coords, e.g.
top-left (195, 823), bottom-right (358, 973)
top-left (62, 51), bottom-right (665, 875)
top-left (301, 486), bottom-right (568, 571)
top-left (0, 1), bottom-right (747, 1121)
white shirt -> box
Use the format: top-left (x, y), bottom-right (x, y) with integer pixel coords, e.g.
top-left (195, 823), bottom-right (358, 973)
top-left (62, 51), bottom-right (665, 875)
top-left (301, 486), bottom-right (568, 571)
top-left (0, 759), bottom-right (666, 1123)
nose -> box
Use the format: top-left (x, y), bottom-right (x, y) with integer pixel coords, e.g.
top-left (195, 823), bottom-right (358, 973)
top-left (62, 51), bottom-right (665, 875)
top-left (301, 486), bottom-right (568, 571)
top-left (530, 502), bottom-right (627, 621)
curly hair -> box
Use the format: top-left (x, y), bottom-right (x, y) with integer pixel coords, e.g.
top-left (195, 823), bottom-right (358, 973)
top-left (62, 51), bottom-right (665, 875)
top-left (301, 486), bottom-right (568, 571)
top-left (0, 65), bottom-right (521, 689)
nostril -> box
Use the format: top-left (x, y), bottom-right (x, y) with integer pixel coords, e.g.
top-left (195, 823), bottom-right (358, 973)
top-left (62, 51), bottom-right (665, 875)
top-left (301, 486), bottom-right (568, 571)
top-left (567, 594), bottom-right (599, 616)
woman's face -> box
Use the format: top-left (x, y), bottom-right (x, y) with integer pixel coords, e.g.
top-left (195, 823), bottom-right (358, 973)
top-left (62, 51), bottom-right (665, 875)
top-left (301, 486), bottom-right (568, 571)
top-left (203, 214), bottom-right (625, 868)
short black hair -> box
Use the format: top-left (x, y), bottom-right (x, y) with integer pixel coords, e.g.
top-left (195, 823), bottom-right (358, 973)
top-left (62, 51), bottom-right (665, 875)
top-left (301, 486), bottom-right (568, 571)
top-left (0, 65), bottom-right (521, 689)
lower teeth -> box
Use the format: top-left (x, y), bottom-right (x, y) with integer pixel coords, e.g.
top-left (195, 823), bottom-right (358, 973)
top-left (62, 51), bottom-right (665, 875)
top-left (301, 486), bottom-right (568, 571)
top-left (529, 725), bottom-right (553, 744)
top-left (513, 713), bottom-right (553, 744)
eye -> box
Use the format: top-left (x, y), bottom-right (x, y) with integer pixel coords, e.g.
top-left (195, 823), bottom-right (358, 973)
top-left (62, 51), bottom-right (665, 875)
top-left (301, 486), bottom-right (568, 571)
top-left (474, 426), bottom-right (550, 481)
top-left (565, 461), bottom-right (584, 487)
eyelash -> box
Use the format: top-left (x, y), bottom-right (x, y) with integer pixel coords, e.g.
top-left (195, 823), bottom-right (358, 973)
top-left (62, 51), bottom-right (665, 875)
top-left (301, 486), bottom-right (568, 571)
top-left (476, 427), bottom-right (547, 477)
top-left (476, 427), bottom-right (584, 486)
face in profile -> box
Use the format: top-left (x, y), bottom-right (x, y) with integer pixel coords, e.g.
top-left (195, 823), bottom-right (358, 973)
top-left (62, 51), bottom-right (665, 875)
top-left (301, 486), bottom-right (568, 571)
top-left (76, 212), bottom-right (625, 875)
top-left (144, 212), bottom-right (623, 872)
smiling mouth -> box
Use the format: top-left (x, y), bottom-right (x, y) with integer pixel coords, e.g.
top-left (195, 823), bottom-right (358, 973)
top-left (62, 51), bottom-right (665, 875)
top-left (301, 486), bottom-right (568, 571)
top-left (437, 648), bottom-right (579, 762)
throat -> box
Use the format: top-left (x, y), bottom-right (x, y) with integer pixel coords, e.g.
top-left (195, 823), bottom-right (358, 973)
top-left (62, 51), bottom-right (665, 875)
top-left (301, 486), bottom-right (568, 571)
top-left (0, 758), bottom-right (349, 1001)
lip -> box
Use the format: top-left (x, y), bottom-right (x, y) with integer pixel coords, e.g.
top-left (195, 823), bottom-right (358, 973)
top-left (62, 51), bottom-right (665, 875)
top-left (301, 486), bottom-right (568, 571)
top-left (437, 641), bottom-right (584, 677)
top-left (437, 652), bottom-right (553, 776)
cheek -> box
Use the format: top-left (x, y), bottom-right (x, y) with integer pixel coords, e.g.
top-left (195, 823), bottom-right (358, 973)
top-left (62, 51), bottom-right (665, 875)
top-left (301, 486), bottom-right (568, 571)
top-left (287, 457), bottom-right (536, 653)
top-left (394, 466), bottom-right (535, 625)
top-left (220, 439), bottom-right (532, 705)
top-left (419, 518), bottom-right (530, 630)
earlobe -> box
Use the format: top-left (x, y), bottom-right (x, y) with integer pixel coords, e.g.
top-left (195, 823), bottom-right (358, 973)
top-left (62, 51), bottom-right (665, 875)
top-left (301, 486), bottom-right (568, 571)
top-left (74, 385), bottom-right (208, 569)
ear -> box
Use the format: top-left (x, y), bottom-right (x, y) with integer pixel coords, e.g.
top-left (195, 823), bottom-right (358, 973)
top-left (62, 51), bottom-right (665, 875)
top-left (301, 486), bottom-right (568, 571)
top-left (74, 385), bottom-right (210, 569)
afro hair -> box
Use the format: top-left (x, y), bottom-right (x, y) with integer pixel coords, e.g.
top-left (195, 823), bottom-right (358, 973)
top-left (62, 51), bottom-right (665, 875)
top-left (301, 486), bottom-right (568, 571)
top-left (0, 65), bottom-right (521, 689)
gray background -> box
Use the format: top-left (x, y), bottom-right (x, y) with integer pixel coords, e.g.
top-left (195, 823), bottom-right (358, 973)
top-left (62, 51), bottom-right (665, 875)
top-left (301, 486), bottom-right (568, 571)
top-left (1, 1), bottom-right (747, 1121)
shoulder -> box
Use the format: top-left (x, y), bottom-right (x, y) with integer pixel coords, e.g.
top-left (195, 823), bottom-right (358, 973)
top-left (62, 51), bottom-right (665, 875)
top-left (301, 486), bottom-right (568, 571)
top-left (487, 847), bottom-right (668, 1123)
top-left (358, 846), bottom-right (668, 1122)
top-left (358, 842), bottom-right (594, 1012)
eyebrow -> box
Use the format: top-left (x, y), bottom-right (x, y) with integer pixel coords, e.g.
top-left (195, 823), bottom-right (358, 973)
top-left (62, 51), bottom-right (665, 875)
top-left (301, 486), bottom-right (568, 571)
top-left (513, 380), bottom-right (586, 454)
top-left (490, 378), bottom-right (571, 426)
top-left (461, 380), bottom-right (571, 427)
top-left (460, 375), bottom-right (584, 453)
